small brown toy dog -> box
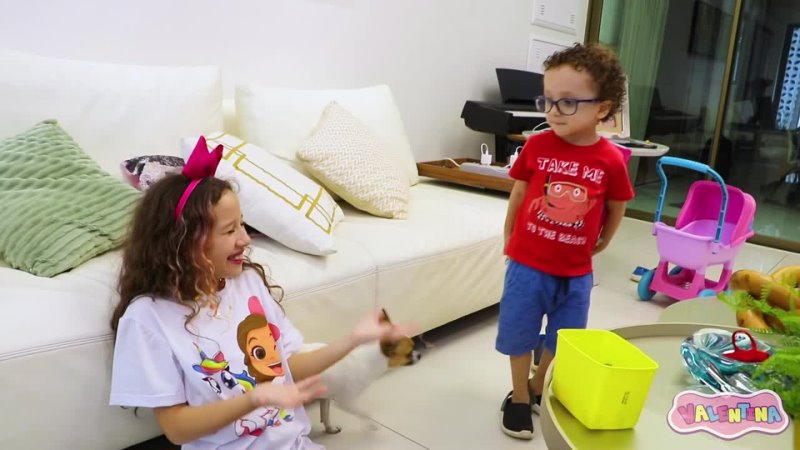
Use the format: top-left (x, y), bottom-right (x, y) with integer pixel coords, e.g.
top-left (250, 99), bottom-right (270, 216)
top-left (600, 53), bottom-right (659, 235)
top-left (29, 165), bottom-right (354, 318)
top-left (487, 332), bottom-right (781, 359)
top-left (303, 309), bottom-right (420, 433)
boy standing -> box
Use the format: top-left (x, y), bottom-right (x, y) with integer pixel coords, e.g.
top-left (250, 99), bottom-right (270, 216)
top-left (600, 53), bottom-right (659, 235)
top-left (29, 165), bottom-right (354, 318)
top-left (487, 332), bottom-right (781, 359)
top-left (497, 43), bottom-right (634, 439)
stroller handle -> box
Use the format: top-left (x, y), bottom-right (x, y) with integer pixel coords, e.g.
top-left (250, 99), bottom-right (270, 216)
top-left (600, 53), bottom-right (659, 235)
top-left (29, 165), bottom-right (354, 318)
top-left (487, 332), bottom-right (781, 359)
top-left (657, 157), bottom-right (717, 176)
top-left (654, 156), bottom-right (728, 244)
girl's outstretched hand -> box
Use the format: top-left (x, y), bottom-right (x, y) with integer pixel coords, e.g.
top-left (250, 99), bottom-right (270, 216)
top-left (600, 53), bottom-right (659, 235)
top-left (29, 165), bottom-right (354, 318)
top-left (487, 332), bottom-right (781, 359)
top-left (350, 310), bottom-right (417, 347)
top-left (249, 375), bottom-right (327, 409)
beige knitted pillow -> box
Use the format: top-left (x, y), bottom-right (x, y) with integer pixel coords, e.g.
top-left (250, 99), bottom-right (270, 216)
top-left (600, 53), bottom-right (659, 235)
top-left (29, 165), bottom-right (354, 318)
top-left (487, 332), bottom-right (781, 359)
top-left (297, 102), bottom-right (409, 219)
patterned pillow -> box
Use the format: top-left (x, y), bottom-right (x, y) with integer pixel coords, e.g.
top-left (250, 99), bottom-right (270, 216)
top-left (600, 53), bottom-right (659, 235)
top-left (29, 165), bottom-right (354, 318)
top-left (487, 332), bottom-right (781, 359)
top-left (121, 155), bottom-right (184, 190)
top-left (0, 120), bottom-right (139, 276)
top-left (182, 133), bottom-right (344, 255)
top-left (297, 102), bottom-right (409, 219)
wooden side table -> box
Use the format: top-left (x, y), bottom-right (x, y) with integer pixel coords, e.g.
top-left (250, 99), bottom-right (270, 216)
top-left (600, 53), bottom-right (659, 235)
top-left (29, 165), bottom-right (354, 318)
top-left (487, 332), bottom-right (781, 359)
top-left (506, 133), bottom-right (527, 143)
top-left (416, 159), bottom-right (514, 193)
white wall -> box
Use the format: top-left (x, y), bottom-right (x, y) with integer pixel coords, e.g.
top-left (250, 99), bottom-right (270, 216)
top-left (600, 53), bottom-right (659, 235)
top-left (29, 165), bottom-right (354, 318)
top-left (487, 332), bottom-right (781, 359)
top-left (0, 0), bottom-right (588, 162)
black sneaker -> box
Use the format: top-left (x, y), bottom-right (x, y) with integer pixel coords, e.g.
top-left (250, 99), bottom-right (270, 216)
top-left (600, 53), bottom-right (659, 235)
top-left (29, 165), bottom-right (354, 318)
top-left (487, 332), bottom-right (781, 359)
top-left (500, 393), bottom-right (534, 439)
top-left (500, 383), bottom-right (542, 414)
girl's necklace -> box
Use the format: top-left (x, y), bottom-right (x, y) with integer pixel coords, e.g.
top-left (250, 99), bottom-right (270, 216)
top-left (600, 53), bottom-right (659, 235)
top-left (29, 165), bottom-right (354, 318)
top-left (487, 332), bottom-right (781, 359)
top-left (207, 278), bottom-right (231, 320)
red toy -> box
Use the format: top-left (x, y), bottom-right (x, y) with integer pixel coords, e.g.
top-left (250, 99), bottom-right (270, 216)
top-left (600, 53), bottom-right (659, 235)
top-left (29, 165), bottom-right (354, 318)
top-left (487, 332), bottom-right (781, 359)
top-left (722, 330), bottom-right (770, 363)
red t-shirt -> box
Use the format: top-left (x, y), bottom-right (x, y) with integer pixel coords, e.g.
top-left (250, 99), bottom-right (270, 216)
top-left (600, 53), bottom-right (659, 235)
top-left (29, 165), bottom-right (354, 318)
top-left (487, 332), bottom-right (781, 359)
top-left (506, 131), bottom-right (634, 276)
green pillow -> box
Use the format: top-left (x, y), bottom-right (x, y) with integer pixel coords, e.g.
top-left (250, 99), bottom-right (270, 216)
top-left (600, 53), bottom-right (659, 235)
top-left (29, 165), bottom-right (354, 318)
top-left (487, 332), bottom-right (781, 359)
top-left (0, 120), bottom-right (140, 277)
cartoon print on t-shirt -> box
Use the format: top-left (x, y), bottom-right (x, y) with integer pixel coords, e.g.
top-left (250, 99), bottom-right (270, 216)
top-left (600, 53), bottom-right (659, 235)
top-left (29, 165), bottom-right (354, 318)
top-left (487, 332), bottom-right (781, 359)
top-left (231, 295), bottom-right (295, 435)
top-left (191, 343), bottom-right (256, 394)
top-left (528, 175), bottom-right (597, 229)
top-left (189, 295), bottom-right (294, 436)
top-left (235, 406), bottom-right (294, 437)
top-left (237, 296), bottom-right (285, 383)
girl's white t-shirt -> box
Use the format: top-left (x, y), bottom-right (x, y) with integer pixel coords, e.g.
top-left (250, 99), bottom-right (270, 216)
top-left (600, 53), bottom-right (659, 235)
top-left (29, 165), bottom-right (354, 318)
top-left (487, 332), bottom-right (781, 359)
top-left (110, 269), bottom-right (324, 450)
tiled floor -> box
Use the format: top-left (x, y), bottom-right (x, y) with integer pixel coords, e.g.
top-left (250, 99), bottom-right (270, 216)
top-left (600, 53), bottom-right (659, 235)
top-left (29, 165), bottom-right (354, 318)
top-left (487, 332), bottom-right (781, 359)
top-left (130, 217), bottom-right (797, 450)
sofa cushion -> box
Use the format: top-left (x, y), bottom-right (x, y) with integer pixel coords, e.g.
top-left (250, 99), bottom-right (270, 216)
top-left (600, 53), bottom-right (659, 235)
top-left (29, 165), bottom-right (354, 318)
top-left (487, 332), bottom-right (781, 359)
top-left (0, 120), bottom-right (140, 277)
top-left (182, 133), bottom-right (344, 256)
top-left (235, 83), bottom-right (419, 185)
top-left (335, 181), bottom-right (507, 266)
top-left (334, 181), bottom-right (508, 332)
top-left (0, 251), bottom-right (122, 355)
top-left (0, 50), bottom-right (222, 178)
top-left (298, 102), bottom-right (409, 219)
top-left (0, 250), bottom-right (166, 449)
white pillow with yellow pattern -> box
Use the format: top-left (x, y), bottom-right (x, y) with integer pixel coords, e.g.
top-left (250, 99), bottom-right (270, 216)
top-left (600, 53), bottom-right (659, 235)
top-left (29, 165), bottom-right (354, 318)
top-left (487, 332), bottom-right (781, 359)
top-left (297, 102), bottom-right (410, 219)
top-left (181, 133), bottom-right (344, 255)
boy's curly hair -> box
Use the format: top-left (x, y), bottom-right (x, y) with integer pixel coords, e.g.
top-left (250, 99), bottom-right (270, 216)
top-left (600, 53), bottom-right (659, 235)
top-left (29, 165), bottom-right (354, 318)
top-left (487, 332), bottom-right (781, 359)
top-left (543, 43), bottom-right (627, 120)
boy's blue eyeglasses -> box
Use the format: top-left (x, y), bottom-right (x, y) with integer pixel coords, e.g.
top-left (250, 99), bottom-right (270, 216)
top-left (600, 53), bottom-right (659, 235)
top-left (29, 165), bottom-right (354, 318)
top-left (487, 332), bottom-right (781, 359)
top-left (535, 95), bottom-right (600, 116)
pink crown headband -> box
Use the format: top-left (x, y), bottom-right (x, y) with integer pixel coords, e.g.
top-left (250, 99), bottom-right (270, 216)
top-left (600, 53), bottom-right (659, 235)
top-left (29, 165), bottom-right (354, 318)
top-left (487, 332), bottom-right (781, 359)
top-left (175, 136), bottom-right (223, 222)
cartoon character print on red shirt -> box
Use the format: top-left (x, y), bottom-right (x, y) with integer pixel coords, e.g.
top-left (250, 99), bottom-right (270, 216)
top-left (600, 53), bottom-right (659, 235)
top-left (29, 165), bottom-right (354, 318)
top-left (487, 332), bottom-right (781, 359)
top-left (527, 175), bottom-right (597, 229)
top-left (506, 132), bottom-right (634, 276)
top-left (526, 155), bottom-right (604, 231)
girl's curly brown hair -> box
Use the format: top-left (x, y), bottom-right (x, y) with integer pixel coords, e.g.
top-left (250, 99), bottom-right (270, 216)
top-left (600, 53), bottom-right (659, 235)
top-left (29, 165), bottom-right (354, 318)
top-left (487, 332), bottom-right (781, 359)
top-left (543, 43), bottom-right (627, 121)
top-left (110, 174), bottom-right (282, 335)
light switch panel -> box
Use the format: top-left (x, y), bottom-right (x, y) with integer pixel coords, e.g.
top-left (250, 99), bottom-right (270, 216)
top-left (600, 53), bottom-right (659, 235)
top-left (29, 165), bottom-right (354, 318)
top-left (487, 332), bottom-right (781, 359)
top-left (527, 36), bottom-right (572, 74)
top-left (532, 0), bottom-right (578, 33)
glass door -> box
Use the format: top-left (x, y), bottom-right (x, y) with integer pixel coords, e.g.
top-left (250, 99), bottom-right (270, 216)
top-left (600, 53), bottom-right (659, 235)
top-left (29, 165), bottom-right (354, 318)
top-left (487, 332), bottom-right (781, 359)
top-left (719, 0), bottom-right (800, 243)
top-left (597, 0), bottom-right (735, 220)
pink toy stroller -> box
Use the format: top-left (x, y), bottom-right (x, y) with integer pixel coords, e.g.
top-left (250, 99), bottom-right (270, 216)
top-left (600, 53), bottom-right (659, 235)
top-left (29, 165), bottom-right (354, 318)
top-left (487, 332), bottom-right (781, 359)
top-left (638, 157), bottom-right (756, 301)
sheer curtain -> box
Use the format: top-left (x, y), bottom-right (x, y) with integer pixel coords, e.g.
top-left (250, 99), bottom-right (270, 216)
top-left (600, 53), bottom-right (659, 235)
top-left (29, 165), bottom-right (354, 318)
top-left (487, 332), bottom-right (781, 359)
top-left (601, 0), bottom-right (670, 139)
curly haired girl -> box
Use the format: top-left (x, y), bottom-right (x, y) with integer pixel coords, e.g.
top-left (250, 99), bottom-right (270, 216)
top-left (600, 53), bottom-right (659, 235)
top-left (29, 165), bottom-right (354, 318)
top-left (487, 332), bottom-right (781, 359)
top-left (109, 138), bottom-right (411, 449)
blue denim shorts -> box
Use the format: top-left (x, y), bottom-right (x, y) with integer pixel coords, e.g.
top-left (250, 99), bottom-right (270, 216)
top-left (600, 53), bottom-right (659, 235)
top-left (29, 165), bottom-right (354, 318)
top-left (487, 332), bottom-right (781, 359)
top-left (495, 259), bottom-right (592, 356)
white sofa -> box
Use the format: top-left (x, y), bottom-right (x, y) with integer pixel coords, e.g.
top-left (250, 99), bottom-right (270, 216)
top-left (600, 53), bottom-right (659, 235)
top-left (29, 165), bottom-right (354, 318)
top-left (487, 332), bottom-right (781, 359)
top-left (0, 52), bottom-right (508, 449)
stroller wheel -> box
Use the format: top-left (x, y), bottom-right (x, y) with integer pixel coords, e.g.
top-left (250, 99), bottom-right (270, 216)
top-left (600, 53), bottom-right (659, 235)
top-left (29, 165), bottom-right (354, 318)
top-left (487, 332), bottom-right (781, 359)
top-left (637, 269), bottom-right (656, 301)
top-left (669, 266), bottom-right (682, 276)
